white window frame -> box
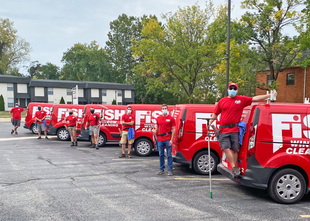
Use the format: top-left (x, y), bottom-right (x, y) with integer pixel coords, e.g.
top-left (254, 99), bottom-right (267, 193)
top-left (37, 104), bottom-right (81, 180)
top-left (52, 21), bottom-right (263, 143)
top-left (8, 98), bottom-right (14, 108)
top-left (67, 89), bottom-right (72, 95)
top-left (102, 89), bottom-right (107, 96)
top-left (7, 83), bottom-right (13, 91)
top-left (48, 88), bottom-right (53, 95)
top-left (117, 90), bottom-right (122, 97)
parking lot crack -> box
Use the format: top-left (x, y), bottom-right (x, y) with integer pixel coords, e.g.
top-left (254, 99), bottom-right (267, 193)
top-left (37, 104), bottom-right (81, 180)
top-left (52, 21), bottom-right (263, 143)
top-left (37, 155), bottom-right (57, 167)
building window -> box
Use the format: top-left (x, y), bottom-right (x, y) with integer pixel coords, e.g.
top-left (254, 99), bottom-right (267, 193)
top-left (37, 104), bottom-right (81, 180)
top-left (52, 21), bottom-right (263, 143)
top-left (102, 89), bottom-right (107, 96)
top-left (287, 73), bottom-right (295, 85)
top-left (267, 75), bottom-right (272, 86)
top-left (48, 101), bottom-right (54, 104)
top-left (102, 102), bottom-right (107, 104)
top-left (48, 88), bottom-right (53, 95)
top-left (117, 102), bottom-right (122, 105)
top-left (7, 83), bottom-right (13, 91)
top-left (67, 101), bottom-right (72, 104)
top-left (67, 89), bottom-right (72, 95)
top-left (8, 98), bottom-right (14, 108)
top-left (118, 90), bottom-right (122, 96)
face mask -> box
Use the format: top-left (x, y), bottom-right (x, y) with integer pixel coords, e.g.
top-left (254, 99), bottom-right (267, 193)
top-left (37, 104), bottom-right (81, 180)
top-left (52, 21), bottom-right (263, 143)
top-left (38, 107), bottom-right (41, 111)
top-left (90, 110), bottom-right (94, 114)
top-left (127, 110), bottom-right (131, 114)
top-left (69, 112), bottom-right (73, 115)
top-left (228, 89), bottom-right (237, 97)
top-left (15, 105), bottom-right (19, 108)
top-left (162, 110), bottom-right (168, 115)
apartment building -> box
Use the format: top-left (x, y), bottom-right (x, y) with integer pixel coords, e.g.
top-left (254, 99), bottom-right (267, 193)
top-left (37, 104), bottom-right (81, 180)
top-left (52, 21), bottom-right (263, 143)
top-left (0, 75), bottom-right (135, 111)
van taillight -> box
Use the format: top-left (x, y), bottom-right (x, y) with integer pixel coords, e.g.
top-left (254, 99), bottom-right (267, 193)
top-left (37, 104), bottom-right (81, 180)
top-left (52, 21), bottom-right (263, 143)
top-left (178, 120), bottom-right (184, 142)
top-left (247, 125), bottom-right (257, 157)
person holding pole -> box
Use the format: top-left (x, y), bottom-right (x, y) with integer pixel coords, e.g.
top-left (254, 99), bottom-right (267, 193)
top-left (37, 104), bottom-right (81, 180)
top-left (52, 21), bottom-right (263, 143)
top-left (65, 109), bottom-right (78, 146)
top-left (9, 103), bottom-right (25, 135)
top-left (85, 107), bottom-right (100, 149)
top-left (210, 83), bottom-right (276, 177)
top-left (119, 106), bottom-right (135, 158)
top-left (153, 104), bottom-right (176, 176)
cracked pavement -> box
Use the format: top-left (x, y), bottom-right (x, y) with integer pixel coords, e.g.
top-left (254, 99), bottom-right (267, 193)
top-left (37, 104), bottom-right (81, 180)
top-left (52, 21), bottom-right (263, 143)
top-left (0, 122), bottom-right (309, 221)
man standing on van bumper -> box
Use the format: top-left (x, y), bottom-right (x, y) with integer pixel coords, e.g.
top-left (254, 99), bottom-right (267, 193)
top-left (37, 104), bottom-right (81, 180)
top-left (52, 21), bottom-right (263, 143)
top-left (10, 103), bottom-right (24, 135)
top-left (154, 104), bottom-right (176, 176)
top-left (85, 107), bottom-right (100, 149)
top-left (119, 106), bottom-right (135, 158)
top-left (210, 83), bottom-right (276, 177)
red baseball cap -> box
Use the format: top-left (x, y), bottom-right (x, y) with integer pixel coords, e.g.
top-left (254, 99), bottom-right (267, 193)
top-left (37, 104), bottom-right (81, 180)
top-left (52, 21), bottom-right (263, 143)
top-left (15, 103), bottom-right (19, 105)
top-left (228, 83), bottom-right (238, 90)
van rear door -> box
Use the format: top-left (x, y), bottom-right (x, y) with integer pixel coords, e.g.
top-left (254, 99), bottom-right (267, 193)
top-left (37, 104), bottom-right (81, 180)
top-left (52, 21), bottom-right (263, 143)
top-left (172, 105), bottom-right (186, 155)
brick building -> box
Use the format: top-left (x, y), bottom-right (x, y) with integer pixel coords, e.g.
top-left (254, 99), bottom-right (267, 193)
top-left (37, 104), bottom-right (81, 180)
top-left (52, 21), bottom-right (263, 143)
top-left (256, 54), bottom-right (310, 103)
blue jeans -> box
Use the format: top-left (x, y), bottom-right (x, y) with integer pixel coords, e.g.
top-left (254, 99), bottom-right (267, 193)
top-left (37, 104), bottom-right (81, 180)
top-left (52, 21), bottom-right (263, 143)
top-left (158, 140), bottom-right (173, 171)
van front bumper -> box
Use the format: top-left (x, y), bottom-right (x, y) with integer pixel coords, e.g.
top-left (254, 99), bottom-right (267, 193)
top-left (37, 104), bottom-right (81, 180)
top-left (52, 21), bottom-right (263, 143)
top-left (173, 152), bottom-right (191, 166)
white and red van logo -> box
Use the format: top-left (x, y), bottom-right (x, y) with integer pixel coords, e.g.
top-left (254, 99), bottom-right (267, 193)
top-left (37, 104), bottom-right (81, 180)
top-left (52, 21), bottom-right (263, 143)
top-left (195, 113), bottom-right (218, 140)
top-left (58, 108), bottom-right (83, 120)
top-left (32, 106), bottom-right (52, 118)
top-left (272, 114), bottom-right (310, 154)
top-left (135, 110), bottom-right (162, 131)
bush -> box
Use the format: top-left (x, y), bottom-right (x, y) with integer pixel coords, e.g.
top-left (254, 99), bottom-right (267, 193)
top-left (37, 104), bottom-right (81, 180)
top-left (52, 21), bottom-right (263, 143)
top-left (0, 95), bottom-right (4, 111)
top-left (112, 99), bottom-right (116, 105)
top-left (60, 97), bottom-right (65, 104)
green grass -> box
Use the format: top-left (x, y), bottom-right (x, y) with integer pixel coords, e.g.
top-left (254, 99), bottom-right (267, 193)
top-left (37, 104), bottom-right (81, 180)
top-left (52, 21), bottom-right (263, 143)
top-left (0, 111), bottom-right (26, 118)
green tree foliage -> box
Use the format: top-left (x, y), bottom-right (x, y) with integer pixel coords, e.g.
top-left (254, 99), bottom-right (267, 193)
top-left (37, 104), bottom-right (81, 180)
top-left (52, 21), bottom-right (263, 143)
top-left (0, 95), bottom-right (4, 111)
top-left (132, 3), bottom-right (217, 103)
top-left (25, 61), bottom-right (40, 78)
top-left (240, 0), bottom-right (303, 89)
top-left (112, 99), bottom-right (116, 105)
top-left (299, 0), bottom-right (310, 68)
top-left (36, 62), bottom-right (60, 80)
top-left (60, 97), bottom-right (65, 104)
top-left (61, 41), bottom-right (113, 82)
top-left (0, 18), bottom-right (31, 75)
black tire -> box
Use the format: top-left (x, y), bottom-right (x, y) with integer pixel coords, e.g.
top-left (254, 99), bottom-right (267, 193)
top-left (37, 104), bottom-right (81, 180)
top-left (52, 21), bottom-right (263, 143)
top-left (268, 168), bottom-right (306, 204)
top-left (134, 138), bottom-right (153, 156)
top-left (57, 128), bottom-right (70, 141)
top-left (98, 132), bottom-right (107, 147)
top-left (193, 151), bottom-right (219, 175)
top-left (31, 124), bottom-right (38, 134)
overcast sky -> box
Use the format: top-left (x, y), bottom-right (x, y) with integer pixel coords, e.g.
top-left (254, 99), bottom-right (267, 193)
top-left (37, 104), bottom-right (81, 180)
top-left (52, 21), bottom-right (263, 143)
top-left (0, 0), bottom-right (297, 74)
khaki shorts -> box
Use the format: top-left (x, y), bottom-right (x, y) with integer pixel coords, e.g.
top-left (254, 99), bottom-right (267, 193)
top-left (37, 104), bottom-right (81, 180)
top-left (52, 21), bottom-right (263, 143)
top-left (89, 125), bottom-right (99, 135)
top-left (121, 130), bottom-right (134, 145)
top-left (68, 126), bottom-right (76, 132)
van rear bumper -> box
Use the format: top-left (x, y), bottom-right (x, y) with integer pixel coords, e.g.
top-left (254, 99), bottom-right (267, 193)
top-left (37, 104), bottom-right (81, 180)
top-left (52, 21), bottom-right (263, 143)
top-left (173, 152), bottom-right (190, 166)
top-left (217, 155), bottom-right (274, 190)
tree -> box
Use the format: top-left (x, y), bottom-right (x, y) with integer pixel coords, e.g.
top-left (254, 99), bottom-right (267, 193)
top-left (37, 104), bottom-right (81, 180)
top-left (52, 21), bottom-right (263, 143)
top-left (240, 0), bottom-right (303, 89)
top-left (132, 3), bottom-right (217, 103)
top-left (25, 61), bottom-right (40, 78)
top-left (61, 41), bottom-right (113, 82)
top-left (60, 97), bottom-right (65, 104)
top-left (0, 95), bottom-right (4, 111)
top-left (36, 62), bottom-right (60, 80)
top-left (0, 18), bottom-right (31, 75)
top-left (112, 99), bottom-right (116, 105)
top-left (299, 0), bottom-right (310, 68)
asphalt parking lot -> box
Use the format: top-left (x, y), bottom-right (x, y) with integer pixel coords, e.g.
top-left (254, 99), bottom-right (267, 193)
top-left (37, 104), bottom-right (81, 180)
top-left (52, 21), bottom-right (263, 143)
top-left (0, 122), bottom-right (309, 221)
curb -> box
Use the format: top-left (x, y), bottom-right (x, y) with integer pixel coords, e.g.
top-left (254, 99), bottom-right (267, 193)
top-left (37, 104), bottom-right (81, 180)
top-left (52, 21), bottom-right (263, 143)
top-left (0, 118), bottom-right (25, 123)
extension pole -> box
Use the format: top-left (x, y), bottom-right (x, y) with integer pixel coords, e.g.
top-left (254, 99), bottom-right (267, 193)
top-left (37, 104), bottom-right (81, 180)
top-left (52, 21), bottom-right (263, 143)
top-left (207, 119), bottom-right (212, 199)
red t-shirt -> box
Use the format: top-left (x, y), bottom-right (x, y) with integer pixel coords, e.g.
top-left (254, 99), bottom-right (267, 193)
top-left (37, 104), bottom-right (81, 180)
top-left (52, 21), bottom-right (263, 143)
top-left (10, 107), bottom-right (24, 120)
top-left (156, 115), bottom-right (176, 141)
top-left (88, 113), bottom-right (100, 126)
top-left (214, 95), bottom-right (252, 133)
top-left (66, 115), bottom-right (77, 127)
top-left (35, 110), bottom-right (46, 124)
top-left (122, 114), bottom-right (135, 130)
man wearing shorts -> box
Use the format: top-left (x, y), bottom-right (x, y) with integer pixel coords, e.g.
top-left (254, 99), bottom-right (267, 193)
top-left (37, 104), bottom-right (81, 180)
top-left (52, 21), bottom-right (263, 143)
top-left (9, 103), bottom-right (24, 135)
top-left (210, 83), bottom-right (276, 176)
top-left (35, 105), bottom-right (49, 140)
top-left (85, 107), bottom-right (100, 149)
top-left (119, 106), bottom-right (135, 158)
top-left (65, 109), bottom-right (78, 146)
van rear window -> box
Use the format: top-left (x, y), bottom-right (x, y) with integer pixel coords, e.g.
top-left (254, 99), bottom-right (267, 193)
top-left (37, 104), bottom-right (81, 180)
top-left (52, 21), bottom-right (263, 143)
top-left (253, 108), bottom-right (260, 126)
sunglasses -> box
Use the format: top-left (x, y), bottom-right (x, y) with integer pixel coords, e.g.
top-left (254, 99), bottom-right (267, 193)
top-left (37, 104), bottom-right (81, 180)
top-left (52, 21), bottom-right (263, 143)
top-left (229, 87), bottom-right (237, 91)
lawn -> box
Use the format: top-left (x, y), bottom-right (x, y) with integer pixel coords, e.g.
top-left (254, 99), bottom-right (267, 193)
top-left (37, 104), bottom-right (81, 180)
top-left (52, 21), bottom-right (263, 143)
top-left (0, 111), bottom-right (26, 118)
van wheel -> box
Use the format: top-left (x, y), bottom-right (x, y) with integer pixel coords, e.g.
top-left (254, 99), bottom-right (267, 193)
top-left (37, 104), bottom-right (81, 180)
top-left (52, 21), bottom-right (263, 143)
top-left (57, 128), bottom-right (70, 141)
top-left (268, 168), bottom-right (306, 204)
top-left (98, 132), bottom-right (106, 147)
top-left (135, 138), bottom-right (153, 156)
top-left (193, 151), bottom-right (218, 175)
top-left (31, 124), bottom-right (38, 134)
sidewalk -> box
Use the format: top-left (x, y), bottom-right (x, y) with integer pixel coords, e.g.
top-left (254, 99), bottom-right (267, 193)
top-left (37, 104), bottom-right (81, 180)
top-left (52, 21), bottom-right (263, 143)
top-left (0, 118), bottom-right (25, 123)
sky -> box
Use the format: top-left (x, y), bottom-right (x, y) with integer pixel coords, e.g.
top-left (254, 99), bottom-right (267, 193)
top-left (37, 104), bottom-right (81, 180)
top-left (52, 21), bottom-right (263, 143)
top-left (0, 0), bottom-right (298, 74)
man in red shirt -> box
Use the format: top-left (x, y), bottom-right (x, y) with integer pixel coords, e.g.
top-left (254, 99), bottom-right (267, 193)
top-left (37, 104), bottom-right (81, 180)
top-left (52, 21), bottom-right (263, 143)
top-left (119, 106), bottom-right (135, 158)
top-left (35, 105), bottom-right (49, 139)
top-left (85, 107), bottom-right (100, 149)
top-left (9, 103), bottom-right (25, 135)
top-left (153, 104), bottom-right (176, 176)
top-left (65, 109), bottom-right (78, 146)
top-left (210, 83), bottom-right (276, 176)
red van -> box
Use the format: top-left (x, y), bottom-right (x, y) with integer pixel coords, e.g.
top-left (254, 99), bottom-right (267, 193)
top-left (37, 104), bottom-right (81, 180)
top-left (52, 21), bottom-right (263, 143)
top-left (79, 104), bottom-right (175, 156)
top-left (48, 104), bottom-right (85, 141)
top-left (172, 104), bottom-right (222, 175)
top-left (24, 102), bottom-right (54, 134)
top-left (217, 103), bottom-right (310, 204)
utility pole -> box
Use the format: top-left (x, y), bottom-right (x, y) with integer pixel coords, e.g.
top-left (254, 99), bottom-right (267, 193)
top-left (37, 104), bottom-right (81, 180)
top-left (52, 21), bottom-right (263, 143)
top-left (225, 0), bottom-right (231, 96)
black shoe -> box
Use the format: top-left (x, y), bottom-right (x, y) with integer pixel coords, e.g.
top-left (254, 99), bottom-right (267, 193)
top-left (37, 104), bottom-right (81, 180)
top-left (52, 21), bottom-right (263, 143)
top-left (75, 142), bottom-right (78, 146)
top-left (71, 142), bottom-right (74, 146)
top-left (37, 136), bottom-right (41, 139)
top-left (11, 129), bottom-right (14, 134)
top-left (15, 131), bottom-right (18, 135)
top-left (45, 137), bottom-right (49, 140)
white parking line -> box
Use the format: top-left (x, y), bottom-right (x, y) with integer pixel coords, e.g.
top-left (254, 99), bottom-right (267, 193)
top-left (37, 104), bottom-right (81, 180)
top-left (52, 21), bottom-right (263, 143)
top-left (300, 215), bottom-right (310, 218)
top-left (174, 177), bottom-right (230, 181)
top-left (0, 137), bottom-right (38, 142)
